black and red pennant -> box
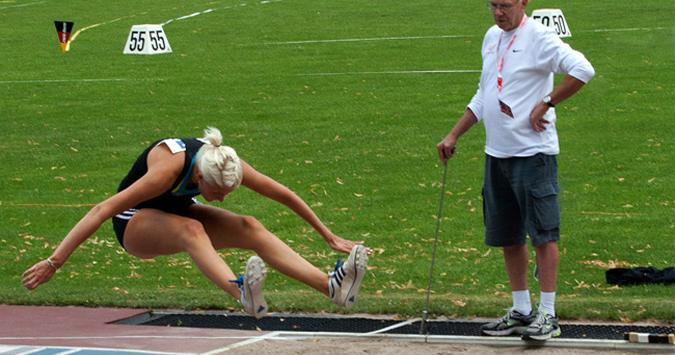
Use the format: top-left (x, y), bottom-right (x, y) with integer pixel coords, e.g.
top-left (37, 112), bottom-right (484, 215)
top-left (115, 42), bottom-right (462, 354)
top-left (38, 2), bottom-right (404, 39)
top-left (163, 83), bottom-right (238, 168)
top-left (54, 21), bottom-right (74, 53)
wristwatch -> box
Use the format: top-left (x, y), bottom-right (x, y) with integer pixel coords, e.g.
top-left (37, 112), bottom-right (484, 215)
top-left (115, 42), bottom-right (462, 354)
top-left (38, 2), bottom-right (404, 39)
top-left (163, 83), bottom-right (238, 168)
top-left (542, 95), bottom-right (555, 108)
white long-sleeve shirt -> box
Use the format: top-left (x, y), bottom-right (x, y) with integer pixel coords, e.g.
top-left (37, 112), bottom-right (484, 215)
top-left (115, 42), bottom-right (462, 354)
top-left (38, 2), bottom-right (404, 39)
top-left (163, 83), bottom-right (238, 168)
top-left (467, 16), bottom-right (595, 158)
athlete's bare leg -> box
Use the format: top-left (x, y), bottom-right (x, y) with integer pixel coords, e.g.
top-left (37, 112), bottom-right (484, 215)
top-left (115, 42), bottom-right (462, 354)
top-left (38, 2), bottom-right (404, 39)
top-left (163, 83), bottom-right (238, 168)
top-left (188, 204), bottom-right (330, 295)
top-left (122, 208), bottom-right (242, 298)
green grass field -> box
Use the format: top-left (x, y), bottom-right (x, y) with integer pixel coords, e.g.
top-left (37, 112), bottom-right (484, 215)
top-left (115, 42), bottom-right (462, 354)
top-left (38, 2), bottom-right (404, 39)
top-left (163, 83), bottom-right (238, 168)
top-left (2, 0), bottom-right (674, 322)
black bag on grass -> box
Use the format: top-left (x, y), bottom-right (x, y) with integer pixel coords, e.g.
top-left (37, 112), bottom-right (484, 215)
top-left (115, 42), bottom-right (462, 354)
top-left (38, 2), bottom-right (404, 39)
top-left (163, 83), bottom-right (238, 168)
top-left (606, 267), bottom-right (675, 285)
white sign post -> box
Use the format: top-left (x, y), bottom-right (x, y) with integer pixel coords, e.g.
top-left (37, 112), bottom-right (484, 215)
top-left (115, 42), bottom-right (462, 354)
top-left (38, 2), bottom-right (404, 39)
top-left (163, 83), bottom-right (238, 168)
top-left (532, 9), bottom-right (571, 38)
top-left (123, 24), bottom-right (172, 55)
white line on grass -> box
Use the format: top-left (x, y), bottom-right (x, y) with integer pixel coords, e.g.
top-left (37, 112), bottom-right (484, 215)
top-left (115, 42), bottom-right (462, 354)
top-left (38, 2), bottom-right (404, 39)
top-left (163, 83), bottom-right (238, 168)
top-left (262, 27), bottom-right (672, 46)
top-left (294, 70), bottom-right (481, 76)
top-left (161, 9), bottom-right (215, 26)
top-left (585, 26), bottom-right (670, 33)
top-left (66, 15), bottom-right (138, 52)
top-left (263, 34), bottom-right (474, 45)
top-left (0, 78), bottom-right (163, 84)
top-left (160, 0), bottom-right (286, 27)
top-left (45, 0), bottom-right (673, 52)
top-left (65, 0), bottom-right (281, 50)
top-left (0, 1), bottom-right (45, 10)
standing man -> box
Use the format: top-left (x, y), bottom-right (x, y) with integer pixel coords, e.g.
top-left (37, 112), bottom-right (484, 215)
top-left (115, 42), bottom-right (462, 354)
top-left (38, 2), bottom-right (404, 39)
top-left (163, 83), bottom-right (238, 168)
top-left (436, 0), bottom-right (594, 341)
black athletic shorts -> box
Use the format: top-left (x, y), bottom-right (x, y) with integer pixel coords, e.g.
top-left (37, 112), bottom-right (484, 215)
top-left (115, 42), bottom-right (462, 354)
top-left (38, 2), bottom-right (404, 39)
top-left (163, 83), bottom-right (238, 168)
top-left (111, 198), bottom-right (199, 249)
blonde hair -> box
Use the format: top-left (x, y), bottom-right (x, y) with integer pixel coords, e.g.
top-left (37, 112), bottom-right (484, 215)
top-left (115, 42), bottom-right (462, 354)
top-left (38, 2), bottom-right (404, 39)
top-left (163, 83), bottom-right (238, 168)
top-left (196, 127), bottom-right (243, 191)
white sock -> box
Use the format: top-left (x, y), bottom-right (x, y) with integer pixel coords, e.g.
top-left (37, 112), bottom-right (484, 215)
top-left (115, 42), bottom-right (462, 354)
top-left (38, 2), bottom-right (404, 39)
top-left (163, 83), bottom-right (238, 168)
top-left (539, 291), bottom-right (556, 316)
top-left (512, 290), bottom-right (532, 315)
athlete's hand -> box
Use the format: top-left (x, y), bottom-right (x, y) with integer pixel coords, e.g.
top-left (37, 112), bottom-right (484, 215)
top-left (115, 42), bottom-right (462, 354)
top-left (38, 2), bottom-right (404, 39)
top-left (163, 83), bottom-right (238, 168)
top-left (326, 234), bottom-right (372, 255)
top-left (21, 259), bottom-right (57, 290)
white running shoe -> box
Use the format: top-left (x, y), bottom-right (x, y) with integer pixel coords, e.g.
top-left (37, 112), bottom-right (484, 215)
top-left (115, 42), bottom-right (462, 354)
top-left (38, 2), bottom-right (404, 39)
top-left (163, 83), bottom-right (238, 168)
top-left (230, 256), bottom-right (268, 319)
top-left (329, 245), bottom-right (368, 308)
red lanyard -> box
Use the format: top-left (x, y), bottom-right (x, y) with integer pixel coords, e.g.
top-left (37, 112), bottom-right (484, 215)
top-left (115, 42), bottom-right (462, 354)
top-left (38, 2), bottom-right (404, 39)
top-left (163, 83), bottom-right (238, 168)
top-left (496, 15), bottom-right (528, 94)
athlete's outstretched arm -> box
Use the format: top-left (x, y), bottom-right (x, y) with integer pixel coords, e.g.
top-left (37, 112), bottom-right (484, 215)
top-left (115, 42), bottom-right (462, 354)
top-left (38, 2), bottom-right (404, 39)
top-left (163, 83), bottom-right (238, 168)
top-left (239, 160), bottom-right (369, 255)
top-left (21, 145), bottom-right (183, 290)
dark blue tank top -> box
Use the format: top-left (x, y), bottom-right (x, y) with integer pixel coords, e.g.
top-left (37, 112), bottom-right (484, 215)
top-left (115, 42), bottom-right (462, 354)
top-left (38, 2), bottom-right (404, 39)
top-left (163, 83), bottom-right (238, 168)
top-left (117, 138), bottom-right (206, 213)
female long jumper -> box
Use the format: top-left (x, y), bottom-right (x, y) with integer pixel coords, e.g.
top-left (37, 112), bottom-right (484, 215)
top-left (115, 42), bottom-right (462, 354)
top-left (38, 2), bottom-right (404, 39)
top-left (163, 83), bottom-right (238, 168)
top-left (22, 127), bottom-right (369, 318)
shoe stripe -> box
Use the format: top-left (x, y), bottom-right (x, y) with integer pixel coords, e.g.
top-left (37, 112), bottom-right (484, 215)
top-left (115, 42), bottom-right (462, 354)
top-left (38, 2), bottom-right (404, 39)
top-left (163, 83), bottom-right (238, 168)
top-left (329, 246), bottom-right (368, 308)
top-left (343, 261), bottom-right (360, 307)
top-left (334, 268), bottom-right (344, 287)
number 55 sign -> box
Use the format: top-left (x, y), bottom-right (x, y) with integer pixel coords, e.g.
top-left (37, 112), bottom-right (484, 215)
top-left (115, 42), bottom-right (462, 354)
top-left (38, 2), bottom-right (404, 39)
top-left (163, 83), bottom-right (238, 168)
top-left (123, 24), bottom-right (172, 55)
top-left (532, 9), bottom-right (571, 38)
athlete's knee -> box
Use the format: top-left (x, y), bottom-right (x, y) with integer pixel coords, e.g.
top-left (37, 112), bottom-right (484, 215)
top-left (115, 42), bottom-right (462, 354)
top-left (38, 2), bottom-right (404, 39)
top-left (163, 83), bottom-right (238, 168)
top-left (177, 219), bottom-right (210, 246)
top-left (238, 215), bottom-right (267, 235)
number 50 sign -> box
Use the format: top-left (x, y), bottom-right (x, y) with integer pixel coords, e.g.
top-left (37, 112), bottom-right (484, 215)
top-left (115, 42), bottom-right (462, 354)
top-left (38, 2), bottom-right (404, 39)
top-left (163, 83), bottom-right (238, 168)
top-left (123, 24), bottom-right (172, 55)
top-left (532, 9), bottom-right (572, 38)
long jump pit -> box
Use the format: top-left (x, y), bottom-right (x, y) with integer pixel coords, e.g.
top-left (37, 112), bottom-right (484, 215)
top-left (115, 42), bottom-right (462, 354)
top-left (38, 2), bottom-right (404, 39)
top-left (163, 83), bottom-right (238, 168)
top-left (1, 306), bottom-right (673, 355)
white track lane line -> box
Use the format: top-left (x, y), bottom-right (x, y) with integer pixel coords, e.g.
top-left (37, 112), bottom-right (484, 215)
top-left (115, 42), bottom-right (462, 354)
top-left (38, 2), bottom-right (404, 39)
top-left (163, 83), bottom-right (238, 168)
top-left (200, 331), bottom-right (282, 355)
top-left (0, 343), bottom-right (195, 355)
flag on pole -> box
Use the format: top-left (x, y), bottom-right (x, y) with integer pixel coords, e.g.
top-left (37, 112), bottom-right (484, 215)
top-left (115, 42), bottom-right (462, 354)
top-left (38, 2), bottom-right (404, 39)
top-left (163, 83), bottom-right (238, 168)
top-left (54, 21), bottom-right (74, 53)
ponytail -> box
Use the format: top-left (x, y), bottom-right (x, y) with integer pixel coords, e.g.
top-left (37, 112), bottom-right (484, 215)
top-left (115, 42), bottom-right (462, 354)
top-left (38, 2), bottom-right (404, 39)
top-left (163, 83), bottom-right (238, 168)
top-left (196, 127), bottom-right (243, 191)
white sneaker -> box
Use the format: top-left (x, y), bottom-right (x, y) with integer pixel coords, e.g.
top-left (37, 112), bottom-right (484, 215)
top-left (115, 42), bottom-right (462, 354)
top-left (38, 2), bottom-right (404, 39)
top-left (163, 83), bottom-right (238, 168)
top-left (329, 245), bottom-right (368, 308)
top-left (230, 256), bottom-right (267, 319)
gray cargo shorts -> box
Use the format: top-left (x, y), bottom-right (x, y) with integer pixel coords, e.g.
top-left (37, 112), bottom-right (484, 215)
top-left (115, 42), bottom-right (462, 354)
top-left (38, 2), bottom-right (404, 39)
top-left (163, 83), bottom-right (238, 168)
top-left (482, 153), bottom-right (561, 247)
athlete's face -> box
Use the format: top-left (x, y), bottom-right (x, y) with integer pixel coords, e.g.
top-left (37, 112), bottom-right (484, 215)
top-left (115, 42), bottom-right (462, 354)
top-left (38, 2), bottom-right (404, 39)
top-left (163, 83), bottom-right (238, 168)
top-left (489, 0), bottom-right (527, 31)
top-left (197, 178), bottom-right (231, 202)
